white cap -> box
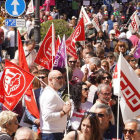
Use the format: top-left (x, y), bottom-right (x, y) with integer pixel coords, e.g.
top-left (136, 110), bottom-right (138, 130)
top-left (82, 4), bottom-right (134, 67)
top-left (72, 16), bottom-right (77, 19)
top-left (109, 30), bottom-right (115, 34)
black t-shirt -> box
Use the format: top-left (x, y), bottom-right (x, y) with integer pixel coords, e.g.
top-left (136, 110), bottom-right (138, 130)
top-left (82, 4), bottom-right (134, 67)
top-left (0, 132), bottom-right (12, 140)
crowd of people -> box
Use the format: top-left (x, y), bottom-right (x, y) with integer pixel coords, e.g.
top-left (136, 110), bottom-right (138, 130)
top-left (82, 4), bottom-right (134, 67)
top-left (0, 0), bottom-right (140, 140)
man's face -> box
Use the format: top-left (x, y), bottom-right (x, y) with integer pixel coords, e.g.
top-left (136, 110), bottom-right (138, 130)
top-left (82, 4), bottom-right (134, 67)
top-left (38, 74), bottom-right (48, 88)
top-left (98, 87), bottom-right (112, 103)
top-left (105, 39), bottom-right (111, 47)
top-left (114, 24), bottom-right (119, 30)
top-left (124, 122), bottom-right (140, 140)
top-left (84, 54), bottom-right (91, 64)
top-left (51, 72), bottom-right (64, 90)
top-left (106, 55), bottom-right (115, 65)
top-left (89, 61), bottom-right (97, 72)
top-left (68, 57), bottom-right (77, 70)
top-left (95, 108), bottom-right (111, 129)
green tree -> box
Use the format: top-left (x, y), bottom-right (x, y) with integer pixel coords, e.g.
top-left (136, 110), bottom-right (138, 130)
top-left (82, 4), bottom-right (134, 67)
top-left (40, 20), bottom-right (74, 41)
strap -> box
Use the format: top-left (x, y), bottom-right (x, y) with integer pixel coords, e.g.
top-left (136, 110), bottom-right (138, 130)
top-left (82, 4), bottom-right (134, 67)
top-left (25, 52), bottom-right (31, 58)
top-left (75, 130), bottom-right (77, 140)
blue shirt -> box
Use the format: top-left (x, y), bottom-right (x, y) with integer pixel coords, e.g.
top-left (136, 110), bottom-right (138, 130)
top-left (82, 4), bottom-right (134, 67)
top-left (107, 20), bottom-right (116, 33)
top-left (103, 122), bottom-right (124, 140)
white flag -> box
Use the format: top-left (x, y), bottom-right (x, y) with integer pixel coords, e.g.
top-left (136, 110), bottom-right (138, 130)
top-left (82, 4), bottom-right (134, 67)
top-left (79, 6), bottom-right (91, 26)
top-left (128, 11), bottom-right (140, 33)
top-left (92, 16), bottom-right (100, 32)
top-left (26, 0), bottom-right (34, 15)
top-left (113, 53), bottom-right (140, 123)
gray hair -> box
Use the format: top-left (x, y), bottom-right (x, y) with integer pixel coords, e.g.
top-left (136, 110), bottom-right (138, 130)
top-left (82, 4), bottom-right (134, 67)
top-left (113, 22), bottom-right (118, 26)
top-left (97, 83), bottom-right (111, 93)
top-left (89, 57), bottom-right (101, 67)
top-left (125, 119), bottom-right (140, 130)
top-left (95, 104), bottom-right (112, 115)
top-left (14, 127), bottom-right (35, 140)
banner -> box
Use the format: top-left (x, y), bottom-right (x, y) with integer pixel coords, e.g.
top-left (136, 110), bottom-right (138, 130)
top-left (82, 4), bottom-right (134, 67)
top-left (34, 23), bottom-right (55, 70)
top-left (55, 35), bottom-right (61, 55)
top-left (0, 60), bottom-right (34, 111)
top-left (66, 17), bottom-right (85, 59)
top-left (133, 41), bottom-right (140, 59)
top-left (26, 0), bottom-right (34, 15)
top-left (113, 53), bottom-right (140, 123)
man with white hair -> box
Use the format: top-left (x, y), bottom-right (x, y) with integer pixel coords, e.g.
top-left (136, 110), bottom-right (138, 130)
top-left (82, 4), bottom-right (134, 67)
top-left (40, 70), bottom-right (71, 140)
top-left (0, 111), bottom-right (18, 139)
top-left (123, 119), bottom-right (140, 140)
top-left (110, 22), bottom-right (120, 38)
top-left (14, 127), bottom-right (35, 140)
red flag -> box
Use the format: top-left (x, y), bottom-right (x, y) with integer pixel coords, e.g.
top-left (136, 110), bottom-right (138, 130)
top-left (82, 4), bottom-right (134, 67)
top-left (0, 60), bottom-right (34, 111)
top-left (34, 23), bottom-right (55, 69)
top-left (18, 30), bottom-right (40, 119)
top-left (113, 53), bottom-right (140, 123)
top-left (55, 35), bottom-right (61, 55)
top-left (66, 17), bottom-right (85, 59)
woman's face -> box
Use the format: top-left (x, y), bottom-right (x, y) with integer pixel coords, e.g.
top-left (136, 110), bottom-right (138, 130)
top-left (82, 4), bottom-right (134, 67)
top-left (101, 62), bottom-right (108, 71)
top-left (118, 45), bottom-right (125, 53)
top-left (81, 118), bottom-right (92, 136)
top-left (129, 57), bottom-right (137, 69)
top-left (101, 73), bottom-right (111, 84)
top-left (99, 32), bottom-right (103, 37)
top-left (81, 85), bottom-right (89, 99)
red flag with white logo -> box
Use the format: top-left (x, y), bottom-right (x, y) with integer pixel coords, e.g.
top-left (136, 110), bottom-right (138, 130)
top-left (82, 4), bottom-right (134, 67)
top-left (34, 23), bottom-right (55, 69)
top-left (66, 17), bottom-right (85, 59)
top-left (26, 0), bottom-right (34, 15)
top-left (113, 53), bottom-right (140, 123)
top-left (79, 6), bottom-right (91, 25)
top-left (18, 30), bottom-right (40, 119)
top-left (0, 60), bottom-right (34, 111)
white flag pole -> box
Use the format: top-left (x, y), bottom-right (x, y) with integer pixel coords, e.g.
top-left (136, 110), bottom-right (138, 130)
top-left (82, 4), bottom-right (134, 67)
top-left (52, 22), bottom-right (55, 70)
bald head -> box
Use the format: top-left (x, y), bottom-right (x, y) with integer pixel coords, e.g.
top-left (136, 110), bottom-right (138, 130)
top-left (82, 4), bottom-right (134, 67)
top-left (135, 69), bottom-right (140, 78)
top-left (48, 70), bottom-right (63, 90)
top-left (10, 59), bottom-right (19, 65)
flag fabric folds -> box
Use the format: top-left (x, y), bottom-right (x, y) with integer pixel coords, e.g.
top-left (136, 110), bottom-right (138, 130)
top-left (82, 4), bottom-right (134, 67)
top-left (133, 41), bottom-right (140, 59)
top-left (113, 53), bottom-right (140, 123)
top-left (26, 0), bottom-right (34, 15)
top-left (0, 60), bottom-right (34, 111)
top-left (66, 17), bottom-right (85, 59)
top-left (53, 35), bottom-right (66, 68)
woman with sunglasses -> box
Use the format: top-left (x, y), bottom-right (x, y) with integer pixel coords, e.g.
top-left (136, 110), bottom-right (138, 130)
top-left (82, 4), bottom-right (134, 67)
top-left (125, 55), bottom-right (138, 70)
top-left (114, 41), bottom-right (127, 62)
top-left (68, 82), bottom-right (93, 131)
top-left (63, 112), bottom-right (103, 140)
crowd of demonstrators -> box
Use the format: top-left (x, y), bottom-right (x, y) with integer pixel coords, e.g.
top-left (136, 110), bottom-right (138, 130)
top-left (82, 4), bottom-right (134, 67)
top-left (1, 1), bottom-right (140, 140)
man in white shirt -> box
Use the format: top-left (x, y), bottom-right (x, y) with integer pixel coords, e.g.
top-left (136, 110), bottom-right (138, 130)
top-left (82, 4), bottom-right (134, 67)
top-left (14, 39), bottom-right (37, 68)
top-left (40, 70), bottom-right (71, 140)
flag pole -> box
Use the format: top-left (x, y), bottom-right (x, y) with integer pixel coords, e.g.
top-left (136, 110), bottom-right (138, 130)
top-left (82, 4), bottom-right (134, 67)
top-left (116, 52), bottom-right (122, 140)
top-left (35, 76), bottom-right (48, 86)
top-left (52, 22), bottom-right (55, 70)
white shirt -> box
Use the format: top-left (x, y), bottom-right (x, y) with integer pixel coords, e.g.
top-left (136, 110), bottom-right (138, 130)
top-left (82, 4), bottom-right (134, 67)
top-left (40, 86), bottom-right (67, 133)
top-left (14, 47), bottom-right (37, 68)
top-left (8, 30), bottom-right (15, 47)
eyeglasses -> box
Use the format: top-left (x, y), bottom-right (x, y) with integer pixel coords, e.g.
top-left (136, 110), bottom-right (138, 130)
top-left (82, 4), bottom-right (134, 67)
top-left (82, 88), bottom-right (89, 91)
top-left (38, 76), bottom-right (47, 79)
top-left (123, 129), bottom-right (140, 135)
top-left (69, 61), bottom-right (77, 63)
top-left (84, 112), bottom-right (97, 117)
top-left (119, 45), bottom-right (125, 48)
top-left (106, 56), bottom-right (114, 59)
top-left (102, 76), bottom-right (110, 80)
top-left (106, 41), bottom-right (110, 43)
top-left (100, 92), bottom-right (112, 96)
top-left (52, 76), bottom-right (64, 80)
top-left (130, 59), bottom-right (136, 62)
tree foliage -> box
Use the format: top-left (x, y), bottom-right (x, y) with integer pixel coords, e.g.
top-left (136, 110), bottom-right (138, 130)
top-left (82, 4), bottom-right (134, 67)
top-left (40, 19), bottom-right (74, 41)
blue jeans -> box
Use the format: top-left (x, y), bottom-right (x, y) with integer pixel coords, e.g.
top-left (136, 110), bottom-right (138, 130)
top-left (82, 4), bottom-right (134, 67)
top-left (41, 132), bottom-right (64, 140)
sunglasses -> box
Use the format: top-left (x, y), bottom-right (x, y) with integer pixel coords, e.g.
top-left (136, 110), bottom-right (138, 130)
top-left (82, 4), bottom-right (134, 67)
top-left (52, 76), bottom-right (64, 80)
top-left (102, 76), bottom-right (110, 80)
top-left (130, 59), bottom-right (136, 62)
top-left (123, 129), bottom-right (140, 135)
top-left (82, 88), bottom-right (89, 91)
top-left (38, 76), bottom-right (47, 79)
top-left (100, 92), bottom-right (112, 96)
top-left (69, 61), bottom-right (77, 63)
top-left (84, 112), bottom-right (97, 117)
top-left (119, 45), bottom-right (125, 48)
top-left (97, 113), bottom-right (107, 118)
top-left (102, 65), bottom-right (107, 68)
